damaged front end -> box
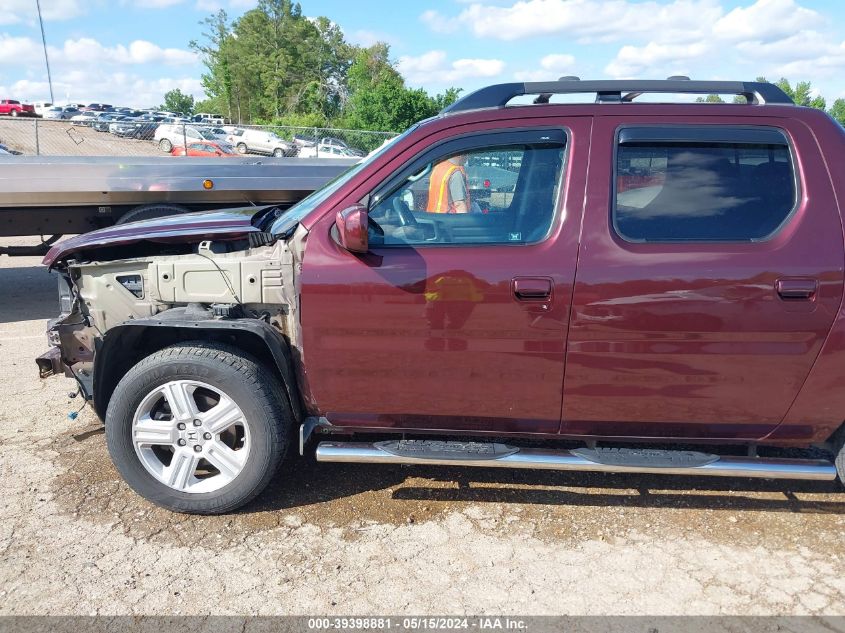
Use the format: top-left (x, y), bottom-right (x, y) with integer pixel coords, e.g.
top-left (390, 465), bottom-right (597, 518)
top-left (36, 208), bottom-right (307, 415)
top-left (36, 272), bottom-right (96, 396)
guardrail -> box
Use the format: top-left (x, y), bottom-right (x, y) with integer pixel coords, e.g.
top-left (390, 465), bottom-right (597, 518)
top-left (0, 116), bottom-right (396, 158)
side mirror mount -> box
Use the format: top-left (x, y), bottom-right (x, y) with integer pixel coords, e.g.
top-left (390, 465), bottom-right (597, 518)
top-left (335, 204), bottom-right (369, 253)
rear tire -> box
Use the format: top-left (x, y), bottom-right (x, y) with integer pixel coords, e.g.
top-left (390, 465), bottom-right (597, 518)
top-left (159, 138), bottom-right (173, 152)
top-left (105, 342), bottom-right (290, 514)
top-left (10, 109), bottom-right (18, 118)
top-left (273, 147), bottom-right (284, 158)
top-left (116, 203), bottom-right (191, 224)
top-left (237, 143), bottom-right (247, 154)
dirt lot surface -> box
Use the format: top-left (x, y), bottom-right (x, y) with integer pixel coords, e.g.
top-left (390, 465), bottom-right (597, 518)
top-left (1, 236), bottom-right (845, 616)
top-left (0, 119), bottom-right (162, 157)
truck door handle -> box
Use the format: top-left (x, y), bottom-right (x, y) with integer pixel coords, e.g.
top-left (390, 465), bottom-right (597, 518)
top-left (776, 278), bottom-right (817, 300)
top-left (513, 277), bottom-right (553, 301)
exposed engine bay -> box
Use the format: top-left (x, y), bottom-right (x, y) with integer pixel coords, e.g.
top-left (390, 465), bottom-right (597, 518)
top-left (37, 225), bottom-right (307, 407)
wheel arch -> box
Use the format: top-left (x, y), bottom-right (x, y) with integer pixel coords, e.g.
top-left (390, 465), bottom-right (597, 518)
top-left (92, 317), bottom-right (304, 424)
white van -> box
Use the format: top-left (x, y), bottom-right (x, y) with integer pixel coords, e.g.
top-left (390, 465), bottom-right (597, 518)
top-left (33, 101), bottom-right (53, 117)
top-left (193, 112), bottom-right (227, 125)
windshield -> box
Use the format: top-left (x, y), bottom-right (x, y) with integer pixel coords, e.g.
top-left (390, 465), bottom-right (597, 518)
top-left (269, 125), bottom-right (413, 235)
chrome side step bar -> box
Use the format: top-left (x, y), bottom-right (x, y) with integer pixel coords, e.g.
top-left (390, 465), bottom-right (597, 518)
top-left (315, 440), bottom-right (837, 481)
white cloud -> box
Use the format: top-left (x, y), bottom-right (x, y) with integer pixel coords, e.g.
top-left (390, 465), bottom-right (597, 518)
top-left (397, 50), bottom-right (504, 85)
top-left (0, 34), bottom-right (202, 107)
top-left (712, 0), bottom-right (821, 42)
top-left (514, 53), bottom-right (576, 81)
top-left (195, 0), bottom-right (253, 9)
top-left (597, 0), bottom-right (840, 80)
top-left (347, 29), bottom-right (398, 48)
top-left (35, 37), bottom-right (197, 67)
top-left (0, 35), bottom-right (42, 62)
top-left (1, 74), bottom-right (204, 108)
top-left (133, 0), bottom-right (186, 7)
top-left (605, 41), bottom-right (709, 77)
top-left (0, 0), bottom-right (84, 24)
top-left (422, 0), bottom-right (722, 42)
top-left (424, 0), bottom-right (845, 90)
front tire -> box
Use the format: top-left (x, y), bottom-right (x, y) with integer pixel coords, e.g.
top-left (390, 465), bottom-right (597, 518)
top-left (10, 109), bottom-right (18, 118)
top-left (159, 138), bottom-right (173, 152)
top-left (105, 342), bottom-right (290, 514)
top-left (834, 431), bottom-right (845, 487)
top-left (237, 143), bottom-right (247, 154)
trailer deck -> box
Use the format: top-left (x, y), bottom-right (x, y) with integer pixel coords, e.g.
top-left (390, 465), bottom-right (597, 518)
top-left (0, 156), bottom-right (354, 253)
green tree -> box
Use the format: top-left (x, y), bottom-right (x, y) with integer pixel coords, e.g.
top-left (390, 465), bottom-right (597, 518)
top-left (160, 89), bottom-right (195, 116)
top-left (829, 98), bottom-right (845, 126)
top-left (774, 77), bottom-right (826, 109)
top-left (695, 94), bottom-right (726, 103)
top-left (749, 77), bottom-right (827, 109)
top-left (190, 5), bottom-right (464, 129)
top-left (342, 44), bottom-right (461, 132)
top-left (190, 10), bottom-right (235, 120)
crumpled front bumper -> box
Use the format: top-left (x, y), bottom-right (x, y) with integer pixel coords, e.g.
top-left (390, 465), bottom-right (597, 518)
top-left (36, 346), bottom-right (67, 379)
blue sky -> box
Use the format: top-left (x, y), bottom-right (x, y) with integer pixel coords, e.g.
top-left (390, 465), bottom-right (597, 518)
top-left (1, 0), bottom-right (843, 108)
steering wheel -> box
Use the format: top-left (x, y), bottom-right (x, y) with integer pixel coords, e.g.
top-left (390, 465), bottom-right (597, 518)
top-left (392, 198), bottom-right (418, 227)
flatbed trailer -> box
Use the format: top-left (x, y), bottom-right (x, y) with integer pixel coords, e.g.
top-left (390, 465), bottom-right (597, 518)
top-left (0, 155), bottom-right (355, 255)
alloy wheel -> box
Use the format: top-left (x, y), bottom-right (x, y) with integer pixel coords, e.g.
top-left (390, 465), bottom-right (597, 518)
top-left (131, 380), bottom-right (250, 493)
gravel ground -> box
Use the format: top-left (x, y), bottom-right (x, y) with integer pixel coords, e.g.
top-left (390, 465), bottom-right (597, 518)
top-left (1, 236), bottom-right (845, 617)
top-left (0, 119), bottom-right (162, 157)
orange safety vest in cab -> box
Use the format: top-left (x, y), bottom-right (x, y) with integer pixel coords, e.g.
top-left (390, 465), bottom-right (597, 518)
top-left (426, 160), bottom-right (471, 214)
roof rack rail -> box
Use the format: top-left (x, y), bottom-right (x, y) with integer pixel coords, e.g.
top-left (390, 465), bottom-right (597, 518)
top-left (441, 78), bottom-right (794, 114)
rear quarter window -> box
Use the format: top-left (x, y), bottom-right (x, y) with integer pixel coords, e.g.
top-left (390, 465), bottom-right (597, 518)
top-left (613, 126), bottom-right (797, 242)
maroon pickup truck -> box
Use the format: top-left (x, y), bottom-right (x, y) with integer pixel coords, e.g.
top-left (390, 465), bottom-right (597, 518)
top-left (38, 78), bottom-right (845, 514)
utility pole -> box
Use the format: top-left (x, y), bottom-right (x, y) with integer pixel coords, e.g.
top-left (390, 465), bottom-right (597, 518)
top-left (35, 0), bottom-right (55, 103)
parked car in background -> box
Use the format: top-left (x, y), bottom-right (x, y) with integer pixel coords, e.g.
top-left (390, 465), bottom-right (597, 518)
top-left (170, 141), bottom-right (238, 157)
top-left (230, 128), bottom-right (297, 157)
top-left (155, 124), bottom-right (224, 152)
top-left (294, 135), bottom-right (364, 158)
top-left (92, 113), bottom-right (129, 132)
top-left (0, 100), bottom-right (35, 117)
top-left (320, 136), bottom-right (364, 156)
top-left (42, 106), bottom-right (80, 120)
top-left (110, 117), bottom-right (162, 139)
top-left (82, 103), bottom-right (114, 112)
top-left (205, 127), bottom-right (230, 140)
top-left (32, 101), bottom-right (53, 117)
top-left (0, 142), bottom-right (21, 155)
top-left (297, 142), bottom-right (361, 159)
top-left (114, 107), bottom-right (145, 117)
top-left (193, 112), bottom-right (227, 125)
top-left (70, 111), bottom-right (100, 126)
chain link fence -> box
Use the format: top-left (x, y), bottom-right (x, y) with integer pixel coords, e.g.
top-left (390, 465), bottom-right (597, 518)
top-left (0, 116), bottom-right (396, 158)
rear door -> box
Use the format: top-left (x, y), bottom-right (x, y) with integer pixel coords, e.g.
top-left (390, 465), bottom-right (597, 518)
top-left (562, 115), bottom-right (843, 440)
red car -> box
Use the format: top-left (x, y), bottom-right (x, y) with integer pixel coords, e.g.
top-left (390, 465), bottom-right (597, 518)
top-left (0, 99), bottom-right (35, 117)
top-left (170, 141), bottom-right (239, 157)
top-left (38, 78), bottom-right (845, 514)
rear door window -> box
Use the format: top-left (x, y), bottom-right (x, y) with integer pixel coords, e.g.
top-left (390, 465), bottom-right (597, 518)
top-left (613, 126), bottom-right (797, 242)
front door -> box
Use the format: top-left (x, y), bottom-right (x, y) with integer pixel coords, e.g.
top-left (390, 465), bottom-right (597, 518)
top-left (300, 121), bottom-right (590, 434)
top-left (562, 116), bottom-right (843, 440)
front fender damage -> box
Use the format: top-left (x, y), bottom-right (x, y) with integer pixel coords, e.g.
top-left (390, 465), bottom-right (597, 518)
top-left (38, 225), bottom-right (308, 419)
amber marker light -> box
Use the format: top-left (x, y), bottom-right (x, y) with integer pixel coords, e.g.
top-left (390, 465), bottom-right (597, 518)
top-left (202, 179), bottom-right (214, 190)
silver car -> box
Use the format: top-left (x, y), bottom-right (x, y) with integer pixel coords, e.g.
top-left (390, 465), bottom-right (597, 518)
top-left (43, 106), bottom-right (80, 120)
